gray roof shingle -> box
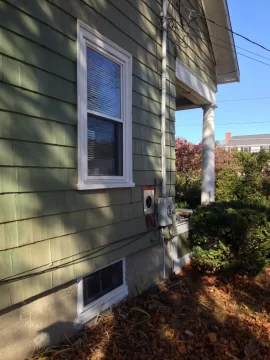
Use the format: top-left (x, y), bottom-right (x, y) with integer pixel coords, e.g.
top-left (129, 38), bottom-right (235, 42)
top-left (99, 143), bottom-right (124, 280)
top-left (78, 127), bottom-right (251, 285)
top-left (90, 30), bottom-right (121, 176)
top-left (227, 134), bottom-right (270, 147)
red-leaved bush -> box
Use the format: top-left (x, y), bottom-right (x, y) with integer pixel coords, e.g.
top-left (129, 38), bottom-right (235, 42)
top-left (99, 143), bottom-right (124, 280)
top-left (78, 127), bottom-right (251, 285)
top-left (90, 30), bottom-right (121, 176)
top-left (175, 137), bottom-right (239, 179)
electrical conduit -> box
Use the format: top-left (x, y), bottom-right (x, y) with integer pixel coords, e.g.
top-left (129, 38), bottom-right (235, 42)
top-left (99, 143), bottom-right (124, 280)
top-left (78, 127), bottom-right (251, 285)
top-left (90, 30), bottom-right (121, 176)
top-left (161, 0), bottom-right (168, 278)
top-left (161, 0), bottom-right (167, 198)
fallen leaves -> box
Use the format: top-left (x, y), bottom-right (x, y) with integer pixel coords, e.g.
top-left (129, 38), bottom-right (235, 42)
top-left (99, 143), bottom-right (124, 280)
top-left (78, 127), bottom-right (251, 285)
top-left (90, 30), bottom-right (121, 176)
top-left (184, 330), bottom-right (194, 337)
top-left (244, 340), bottom-right (262, 359)
top-left (208, 333), bottom-right (217, 343)
top-left (130, 307), bottom-right (151, 318)
top-left (26, 267), bottom-right (270, 360)
top-left (177, 343), bottom-right (186, 354)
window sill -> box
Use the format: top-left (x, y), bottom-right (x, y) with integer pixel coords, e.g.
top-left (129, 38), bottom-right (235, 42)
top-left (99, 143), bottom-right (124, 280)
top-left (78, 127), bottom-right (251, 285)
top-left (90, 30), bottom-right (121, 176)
top-left (76, 284), bottom-right (128, 325)
top-left (77, 180), bottom-right (135, 190)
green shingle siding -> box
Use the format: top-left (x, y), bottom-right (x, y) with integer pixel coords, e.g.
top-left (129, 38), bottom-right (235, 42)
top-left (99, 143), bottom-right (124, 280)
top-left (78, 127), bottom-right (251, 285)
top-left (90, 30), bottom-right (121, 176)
top-left (0, 140), bottom-right (76, 168)
top-left (131, 186), bottom-right (142, 203)
top-left (4, 189), bottom-right (132, 222)
top-left (0, 111), bottom-right (76, 145)
top-left (2, 56), bottom-right (76, 103)
top-left (0, 215), bottom-right (149, 277)
top-left (0, 194), bottom-right (16, 222)
top-left (133, 59), bottom-right (161, 89)
top-left (133, 155), bottom-right (161, 171)
top-left (0, 28), bottom-right (76, 82)
top-left (0, 0), bottom-right (211, 310)
top-left (133, 76), bottom-right (160, 103)
top-left (0, 201), bottom-right (144, 252)
top-left (5, 0), bottom-right (77, 39)
top-left (0, 167), bottom-right (18, 193)
top-left (133, 170), bottom-right (162, 186)
top-left (0, 222), bottom-right (18, 249)
top-left (16, 168), bottom-right (76, 193)
top-left (0, 83), bottom-right (76, 124)
top-left (0, 1), bottom-right (76, 60)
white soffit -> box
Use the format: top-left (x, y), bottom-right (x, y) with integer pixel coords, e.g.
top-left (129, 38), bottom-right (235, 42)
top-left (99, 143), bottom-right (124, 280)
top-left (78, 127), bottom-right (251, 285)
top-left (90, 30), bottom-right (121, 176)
top-left (176, 58), bottom-right (216, 105)
top-left (202, 0), bottom-right (240, 84)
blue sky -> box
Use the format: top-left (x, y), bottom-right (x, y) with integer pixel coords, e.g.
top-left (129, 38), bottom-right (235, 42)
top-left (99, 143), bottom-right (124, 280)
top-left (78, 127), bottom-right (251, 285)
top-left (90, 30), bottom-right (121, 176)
top-left (175, 0), bottom-right (270, 144)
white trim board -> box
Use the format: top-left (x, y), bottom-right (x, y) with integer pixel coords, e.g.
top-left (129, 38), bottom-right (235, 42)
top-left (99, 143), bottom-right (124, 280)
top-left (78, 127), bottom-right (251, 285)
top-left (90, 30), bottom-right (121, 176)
top-left (176, 221), bottom-right (191, 235)
top-left (176, 58), bottom-right (216, 106)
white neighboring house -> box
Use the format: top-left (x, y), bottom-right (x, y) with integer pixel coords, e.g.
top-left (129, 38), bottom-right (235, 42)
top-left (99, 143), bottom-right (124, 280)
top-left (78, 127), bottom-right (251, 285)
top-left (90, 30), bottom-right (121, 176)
top-left (225, 132), bottom-right (270, 153)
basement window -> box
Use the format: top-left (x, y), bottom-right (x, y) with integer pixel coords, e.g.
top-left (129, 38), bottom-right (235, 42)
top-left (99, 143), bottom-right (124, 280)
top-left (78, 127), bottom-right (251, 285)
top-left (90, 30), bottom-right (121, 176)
top-left (76, 259), bottom-right (128, 324)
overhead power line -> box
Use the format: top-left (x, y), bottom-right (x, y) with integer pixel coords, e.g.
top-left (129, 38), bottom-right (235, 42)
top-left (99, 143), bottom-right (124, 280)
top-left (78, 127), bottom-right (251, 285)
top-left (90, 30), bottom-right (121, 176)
top-left (178, 0), bottom-right (270, 52)
top-left (172, 11), bottom-right (270, 69)
top-left (210, 40), bottom-right (270, 68)
top-left (218, 97), bottom-right (270, 103)
top-left (208, 34), bottom-right (270, 62)
top-left (176, 8), bottom-right (270, 62)
top-left (181, 19), bottom-right (270, 68)
top-left (176, 121), bottom-right (270, 127)
top-left (175, 8), bottom-right (270, 67)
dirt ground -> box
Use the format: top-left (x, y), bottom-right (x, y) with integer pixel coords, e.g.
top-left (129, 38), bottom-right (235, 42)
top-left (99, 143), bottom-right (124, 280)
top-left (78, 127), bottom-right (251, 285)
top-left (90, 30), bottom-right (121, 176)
top-left (27, 267), bottom-right (270, 360)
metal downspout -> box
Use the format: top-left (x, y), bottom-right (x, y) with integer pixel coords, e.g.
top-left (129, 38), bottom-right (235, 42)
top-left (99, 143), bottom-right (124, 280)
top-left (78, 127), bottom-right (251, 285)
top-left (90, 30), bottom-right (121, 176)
top-left (161, 0), bottom-right (167, 199)
top-left (161, 0), bottom-right (168, 279)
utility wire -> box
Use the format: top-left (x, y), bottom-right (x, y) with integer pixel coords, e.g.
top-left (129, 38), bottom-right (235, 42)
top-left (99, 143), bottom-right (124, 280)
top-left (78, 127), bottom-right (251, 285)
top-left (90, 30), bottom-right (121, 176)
top-left (210, 40), bottom-right (270, 68)
top-left (180, 20), bottom-right (270, 68)
top-left (0, 228), bottom-right (159, 285)
top-left (171, 8), bottom-right (270, 70)
top-left (209, 34), bottom-right (270, 62)
top-left (178, 96), bottom-right (270, 105)
top-left (177, 8), bottom-right (270, 62)
top-left (176, 121), bottom-right (270, 127)
top-left (218, 97), bottom-right (270, 103)
top-left (188, 20), bottom-right (270, 62)
top-left (178, 0), bottom-right (270, 52)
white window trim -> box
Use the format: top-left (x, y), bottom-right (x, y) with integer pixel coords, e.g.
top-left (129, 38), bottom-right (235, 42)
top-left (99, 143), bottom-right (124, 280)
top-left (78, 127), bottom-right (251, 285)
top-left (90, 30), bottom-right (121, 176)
top-left (76, 258), bottom-right (128, 325)
top-left (77, 21), bottom-right (134, 190)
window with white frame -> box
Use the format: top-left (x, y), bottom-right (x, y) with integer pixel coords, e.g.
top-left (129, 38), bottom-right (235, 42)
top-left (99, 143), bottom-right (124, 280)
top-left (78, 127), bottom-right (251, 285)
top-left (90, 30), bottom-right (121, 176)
top-left (241, 147), bottom-right (250, 153)
top-left (77, 259), bottom-right (128, 324)
top-left (77, 21), bottom-right (134, 190)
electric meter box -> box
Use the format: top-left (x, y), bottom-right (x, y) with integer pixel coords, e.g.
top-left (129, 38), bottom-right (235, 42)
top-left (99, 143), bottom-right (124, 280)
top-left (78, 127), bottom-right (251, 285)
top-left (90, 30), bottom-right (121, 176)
top-left (158, 197), bottom-right (174, 227)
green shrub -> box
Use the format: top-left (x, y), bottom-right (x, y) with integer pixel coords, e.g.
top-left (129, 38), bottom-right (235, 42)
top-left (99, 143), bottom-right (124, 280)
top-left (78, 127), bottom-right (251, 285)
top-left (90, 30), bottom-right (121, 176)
top-left (215, 170), bottom-right (238, 202)
top-left (262, 177), bottom-right (270, 201)
top-left (175, 174), bottom-right (201, 209)
top-left (192, 241), bottom-right (233, 273)
top-left (191, 202), bottom-right (270, 275)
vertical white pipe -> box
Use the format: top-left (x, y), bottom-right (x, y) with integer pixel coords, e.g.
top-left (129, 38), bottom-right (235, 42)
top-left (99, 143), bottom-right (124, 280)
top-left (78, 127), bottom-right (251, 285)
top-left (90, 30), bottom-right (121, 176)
top-left (161, 0), bottom-right (167, 198)
top-left (161, 0), bottom-right (168, 279)
top-left (162, 228), bottom-right (166, 279)
top-left (201, 104), bottom-right (216, 204)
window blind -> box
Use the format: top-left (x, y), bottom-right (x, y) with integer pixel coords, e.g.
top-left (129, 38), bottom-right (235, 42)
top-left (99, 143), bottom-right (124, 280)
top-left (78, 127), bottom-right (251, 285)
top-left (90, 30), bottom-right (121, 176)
top-left (87, 47), bottom-right (121, 119)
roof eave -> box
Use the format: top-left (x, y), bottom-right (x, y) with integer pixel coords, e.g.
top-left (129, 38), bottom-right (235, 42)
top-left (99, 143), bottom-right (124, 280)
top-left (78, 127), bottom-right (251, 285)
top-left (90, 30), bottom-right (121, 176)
top-left (201, 0), bottom-right (240, 85)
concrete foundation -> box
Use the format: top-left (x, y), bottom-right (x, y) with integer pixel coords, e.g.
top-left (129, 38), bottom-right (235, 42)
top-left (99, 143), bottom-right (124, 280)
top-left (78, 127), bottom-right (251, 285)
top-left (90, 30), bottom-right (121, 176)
top-left (0, 281), bottom-right (78, 360)
top-left (126, 242), bottom-right (172, 296)
top-left (0, 243), bottom-right (172, 360)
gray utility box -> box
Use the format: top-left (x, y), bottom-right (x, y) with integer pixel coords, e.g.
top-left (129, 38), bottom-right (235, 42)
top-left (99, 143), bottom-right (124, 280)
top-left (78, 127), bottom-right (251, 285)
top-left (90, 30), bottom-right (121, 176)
top-left (158, 197), bottom-right (174, 227)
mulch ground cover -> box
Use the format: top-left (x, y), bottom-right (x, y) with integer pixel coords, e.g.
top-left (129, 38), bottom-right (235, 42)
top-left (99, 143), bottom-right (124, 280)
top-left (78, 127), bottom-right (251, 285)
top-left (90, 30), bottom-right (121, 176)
top-left (27, 266), bottom-right (270, 360)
